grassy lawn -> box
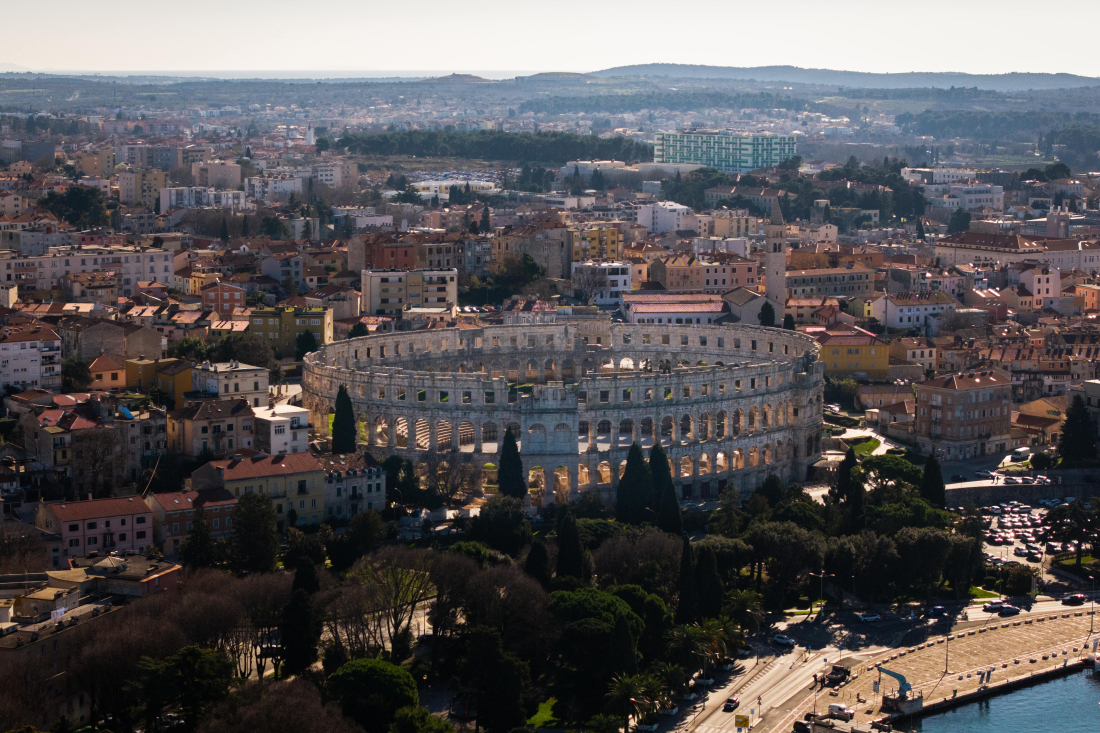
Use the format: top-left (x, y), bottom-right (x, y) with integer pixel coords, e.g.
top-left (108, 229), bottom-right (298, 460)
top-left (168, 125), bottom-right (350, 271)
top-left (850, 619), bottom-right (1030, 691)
top-left (1053, 555), bottom-right (1098, 579)
top-left (852, 438), bottom-right (881, 457)
top-left (527, 698), bottom-right (579, 729)
top-left (969, 586), bottom-right (999, 599)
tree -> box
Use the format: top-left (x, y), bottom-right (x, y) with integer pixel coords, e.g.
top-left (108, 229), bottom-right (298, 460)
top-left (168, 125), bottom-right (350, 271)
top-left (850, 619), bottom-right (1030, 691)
top-left (328, 659), bottom-right (418, 733)
top-left (1059, 394), bottom-right (1097, 463)
top-left (759, 301), bottom-right (775, 327)
top-left (1046, 500), bottom-right (1097, 567)
top-left (171, 335), bottom-right (210, 362)
top-left (497, 429), bottom-right (526, 499)
top-left (349, 510), bottom-right (385, 554)
top-left (61, 356), bottom-right (92, 392)
top-left (616, 443), bottom-right (652, 524)
top-left (916, 217), bottom-right (926, 240)
top-left (280, 589), bottom-right (320, 677)
top-left (166, 646), bottom-right (234, 729)
top-left (524, 538), bottom-right (551, 588)
top-left (947, 207), bottom-right (971, 234)
top-left (331, 385), bottom-right (357, 454)
top-left (219, 216), bottom-right (230, 243)
top-left (241, 215), bottom-right (250, 237)
top-left (694, 544), bottom-right (723, 619)
top-left (37, 186), bottom-right (109, 228)
top-left (232, 492), bottom-right (279, 573)
top-left (467, 496), bottom-right (531, 556)
top-left (783, 313), bottom-right (795, 330)
top-left (920, 454), bottom-right (946, 508)
top-left (648, 444), bottom-right (681, 534)
top-left (389, 706), bottom-right (454, 733)
top-left (295, 331), bottom-right (318, 360)
top-left (180, 507), bottom-right (218, 569)
top-left (572, 266), bottom-right (608, 304)
top-left (480, 206), bottom-right (491, 232)
top-left (606, 675), bottom-right (646, 732)
top-left (608, 613), bottom-right (638, 677)
top-left (196, 679), bottom-right (362, 733)
top-left (459, 627), bottom-right (533, 733)
top-left (555, 507), bottom-right (588, 581)
top-left (722, 589), bottom-right (764, 632)
top-left (347, 322), bottom-right (370, 339)
top-left (675, 537), bottom-right (696, 624)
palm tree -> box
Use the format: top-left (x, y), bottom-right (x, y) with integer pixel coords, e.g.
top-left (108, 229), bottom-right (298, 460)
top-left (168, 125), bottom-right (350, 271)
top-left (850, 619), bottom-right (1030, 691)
top-left (699, 618), bottom-right (733, 672)
top-left (666, 625), bottom-right (707, 676)
top-left (606, 675), bottom-right (646, 732)
top-left (638, 674), bottom-right (670, 719)
top-left (649, 662), bottom-right (687, 698)
top-left (587, 714), bottom-right (621, 733)
top-left (723, 589), bottom-right (765, 633)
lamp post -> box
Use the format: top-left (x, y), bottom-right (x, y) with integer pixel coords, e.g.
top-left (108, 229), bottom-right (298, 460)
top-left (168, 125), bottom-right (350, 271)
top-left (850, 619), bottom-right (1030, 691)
top-left (945, 629), bottom-right (950, 674)
top-left (1090, 575), bottom-right (1096, 638)
top-left (809, 572), bottom-right (835, 620)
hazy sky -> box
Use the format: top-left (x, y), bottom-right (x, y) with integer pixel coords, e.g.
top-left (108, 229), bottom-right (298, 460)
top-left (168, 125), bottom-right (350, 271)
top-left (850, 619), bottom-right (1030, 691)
top-left (5, 0), bottom-right (1097, 77)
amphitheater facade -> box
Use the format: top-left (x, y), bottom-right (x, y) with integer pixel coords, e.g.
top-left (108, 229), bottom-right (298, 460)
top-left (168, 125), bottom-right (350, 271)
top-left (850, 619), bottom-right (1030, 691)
top-left (302, 322), bottom-right (825, 505)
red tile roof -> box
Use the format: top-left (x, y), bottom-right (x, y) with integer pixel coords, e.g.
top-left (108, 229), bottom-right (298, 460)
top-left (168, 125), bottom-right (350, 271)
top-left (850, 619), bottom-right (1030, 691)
top-left (48, 496), bottom-right (151, 522)
top-left (209, 452), bottom-right (322, 480)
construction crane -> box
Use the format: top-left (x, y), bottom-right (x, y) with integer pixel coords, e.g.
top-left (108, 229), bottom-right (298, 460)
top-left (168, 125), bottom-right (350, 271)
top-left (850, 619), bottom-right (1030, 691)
top-left (877, 666), bottom-right (918, 714)
top-left (878, 666), bottom-right (911, 698)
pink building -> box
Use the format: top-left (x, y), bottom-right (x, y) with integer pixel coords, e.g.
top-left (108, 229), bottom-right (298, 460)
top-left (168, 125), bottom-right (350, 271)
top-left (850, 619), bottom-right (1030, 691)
top-left (35, 496), bottom-right (154, 561)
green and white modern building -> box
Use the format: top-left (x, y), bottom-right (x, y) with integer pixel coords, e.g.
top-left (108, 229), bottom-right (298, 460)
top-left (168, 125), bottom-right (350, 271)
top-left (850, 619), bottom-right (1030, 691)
top-left (653, 130), bottom-right (798, 173)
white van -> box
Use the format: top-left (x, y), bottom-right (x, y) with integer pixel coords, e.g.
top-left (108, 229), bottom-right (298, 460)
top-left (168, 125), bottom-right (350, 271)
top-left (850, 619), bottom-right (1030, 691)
top-left (829, 704), bottom-right (855, 721)
top-left (1012, 447), bottom-right (1031, 462)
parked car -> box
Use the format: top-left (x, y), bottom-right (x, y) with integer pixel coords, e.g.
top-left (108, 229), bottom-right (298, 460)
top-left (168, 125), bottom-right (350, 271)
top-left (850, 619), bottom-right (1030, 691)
top-left (858, 612), bottom-right (882, 623)
top-left (983, 600), bottom-right (1005, 612)
top-left (1013, 546), bottom-right (1028, 557)
top-left (1004, 477), bottom-right (1020, 484)
top-left (975, 470), bottom-right (996, 478)
top-left (928, 606), bottom-right (949, 617)
top-left (1062, 594), bottom-right (1087, 606)
top-left (771, 634), bottom-right (796, 647)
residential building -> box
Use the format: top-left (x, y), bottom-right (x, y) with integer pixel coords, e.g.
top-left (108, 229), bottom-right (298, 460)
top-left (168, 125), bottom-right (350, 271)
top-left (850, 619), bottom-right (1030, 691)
top-left (1014, 395), bottom-right (1068, 448)
top-left (711, 211), bottom-right (760, 237)
top-left (88, 354), bottom-right (126, 391)
top-left (636, 201), bottom-right (691, 234)
top-left (806, 323), bottom-right (889, 379)
top-left (317, 452), bottom-right (386, 519)
top-left (78, 148), bottom-right (116, 178)
top-left (252, 403), bottom-right (311, 455)
top-left (248, 306), bottom-right (334, 357)
top-left (871, 291), bottom-right (959, 330)
top-left (0, 324), bottom-right (61, 390)
top-left (914, 370), bottom-right (1013, 459)
top-left (360, 268), bottom-right (458, 317)
top-left (191, 161), bottom-right (241, 189)
top-left (260, 253), bottom-right (308, 291)
top-left (653, 130), bottom-right (797, 173)
top-left (889, 337), bottom-right (938, 374)
top-left (784, 266), bottom-right (875, 300)
top-left (201, 281), bottom-right (247, 313)
top-left (118, 168), bottom-right (168, 207)
top-left (145, 489), bottom-right (236, 557)
top-left (619, 292), bottom-right (729, 325)
top-left (570, 260), bottom-right (631, 305)
top-left (704, 186), bottom-right (793, 215)
top-left (190, 361), bottom-right (269, 407)
top-left (59, 317), bottom-right (165, 360)
top-left (312, 161), bottom-right (357, 188)
top-left (568, 223), bottom-right (624, 262)
top-left (191, 452), bottom-right (325, 531)
top-left (34, 496), bottom-right (154, 559)
top-left (246, 174), bottom-right (303, 203)
top-left (500, 297), bottom-right (557, 325)
top-left (126, 357), bottom-right (192, 409)
top-left (160, 187), bottom-right (249, 212)
top-left (167, 399), bottom-right (254, 457)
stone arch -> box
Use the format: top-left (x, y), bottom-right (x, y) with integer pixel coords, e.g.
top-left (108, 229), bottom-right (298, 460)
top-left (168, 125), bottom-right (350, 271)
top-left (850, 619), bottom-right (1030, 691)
top-left (527, 423), bottom-right (547, 447)
top-left (660, 416), bottom-right (675, 446)
top-left (762, 404), bottom-right (771, 430)
top-left (490, 361), bottom-right (504, 379)
top-left (524, 359), bottom-right (539, 382)
top-left (748, 445), bottom-right (759, 468)
top-left (597, 461), bottom-right (612, 484)
top-left (544, 357), bottom-right (555, 376)
top-left (733, 449), bottom-right (745, 470)
top-left (415, 418), bottom-right (430, 450)
top-left (764, 444), bottom-right (773, 465)
top-left (600, 356), bottom-right (616, 373)
top-left (457, 363), bottom-right (468, 374)
top-left (732, 409), bottom-right (743, 436)
top-left (618, 418), bottom-right (634, 446)
top-left (578, 463), bottom-right (591, 486)
top-left (619, 357), bottom-right (635, 370)
top-left (699, 452), bottom-right (711, 475)
top-left (373, 416), bottom-right (389, 447)
top-left (395, 417), bottom-right (409, 449)
top-left (679, 414), bottom-right (694, 444)
top-left (554, 466), bottom-right (571, 504)
top-left (436, 420), bottom-right (453, 451)
top-left (597, 420), bottom-right (612, 439)
top-left (528, 466), bottom-right (545, 494)
top-left (716, 450), bottom-right (729, 472)
top-left (680, 455), bottom-right (694, 478)
top-left (482, 421), bottom-right (499, 449)
top-left (716, 410), bottom-right (727, 440)
top-left (507, 359), bottom-right (520, 381)
top-left (698, 412), bottom-right (710, 442)
top-left (458, 421), bottom-right (475, 451)
top-left (561, 359), bottom-right (576, 382)
top-left (658, 358), bottom-right (672, 373)
top-left (748, 407), bottom-right (758, 434)
top-left (640, 417), bottom-right (655, 440)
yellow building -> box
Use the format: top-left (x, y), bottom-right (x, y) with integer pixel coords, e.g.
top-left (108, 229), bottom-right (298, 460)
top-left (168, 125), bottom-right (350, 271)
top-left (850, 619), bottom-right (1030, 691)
top-left (808, 324), bottom-right (889, 378)
top-left (191, 452), bottom-right (325, 532)
top-left (568, 224), bottom-right (623, 262)
top-left (118, 168), bottom-right (168, 207)
top-left (248, 306), bottom-right (334, 359)
top-left (126, 357), bottom-right (193, 409)
top-left (189, 271), bottom-right (220, 296)
top-left (78, 149), bottom-right (116, 178)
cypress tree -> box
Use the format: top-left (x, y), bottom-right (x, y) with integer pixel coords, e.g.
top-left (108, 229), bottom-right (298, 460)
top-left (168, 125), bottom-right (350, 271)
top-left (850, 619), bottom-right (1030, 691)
top-left (783, 314), bottom-right (795, 330)
top-left (1059, 394), bottom-right (1097, 462)
top-left (497, 430), bottom-right (527, 499)
top-left (481, 205), bottom-right (490, 231)
top-left (331, 385), bottom-right (357, 454)
top-left (179, 507), bottom-right (216, 569)
top-left (524, 537), bottom-right (550, 588)
top-left (835, 447), bottom-right (857, 503)
top-left (616, 442), bottom-right (652, 524)
top-left (656, 483), bottom-right (683, 536)
top-left (241, 216), bottom-right (250, 237)
top-left (608, 613), bottom-right (638, 676)
top-left (292, 559), bottom-right (320, 595)
top-left (694, 544), bottom-right (724, 619)
top-left (916, 217), bottom-right (926, 241)
top-left (279, 589), bottom-right (320, 677)
top-left (675, 536), bottom-right (696, 624)
top-left (555, 507), bottom-right (587, 581)
top-left (648, 443), bottom-right (673, 513)
top-left (920, 454), bottom-right (946, 508)
top-left (219, 216), bottom-right (230, 243)
top-left (759, 301), bottom-right (776, 327)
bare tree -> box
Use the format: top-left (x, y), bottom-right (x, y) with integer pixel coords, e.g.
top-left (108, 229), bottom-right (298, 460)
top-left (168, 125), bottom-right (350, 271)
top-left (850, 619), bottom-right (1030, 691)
top-left (232, 573), bottom-right (292, 682)
top-left (571, 265), bottom-right (608, 304)
top-left (352, 547), bottom-right (434, 653)
top-left (424, 450), bottom-right (481, 507)
top-left (71, 427), bottom-right (124, 497)
top-left (0, 519), bottom-right (50, 575)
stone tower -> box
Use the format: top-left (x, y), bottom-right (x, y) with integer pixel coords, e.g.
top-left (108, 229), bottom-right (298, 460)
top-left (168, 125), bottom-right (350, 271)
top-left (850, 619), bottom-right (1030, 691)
top-left (764, 203), bottom-right (788, 312)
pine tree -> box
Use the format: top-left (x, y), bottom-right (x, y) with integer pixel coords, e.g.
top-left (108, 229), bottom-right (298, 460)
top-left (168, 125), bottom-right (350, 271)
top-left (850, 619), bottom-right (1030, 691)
top-left (759, 301), bottom-right (775, 327)
top-left (292, 559), bottom-right (320, 594)
top-left (481, 206), bottom-right (490, 232)
top-left (1059, 394), bottom-right (1097, 462)
top-left (241, 216), bottom-right (250, 237)
top-left (608, 613), bottom-right (638, 676)
top-left (920, 454), bottom-right (946, 508)
top-left (783, 314), bottom-right (795, 330)
top-left (524, 538), bottom-right (550, 587)
top-left (694, 544), bottom-right (724, 619)
top-left (331, 385), bottom-right (357, 454)
top-left (555, 507), bottom-right (587, 581)
top-left (675, 536), bottom-right (696, 624)
top-left (916, 217), bottom-right (926, 241)
top-left (616, 442), bottom-right (652, 524)
top-left (651, 443), bottom-right (682, 534)
top-left (219, 216), bottom-right (230, 243)
top-left (656, 482), bottom-right (683, 536)
top-left (497, 430), bottom-right (527, 499)
top-left (179, 507), bottom-right (216, 569)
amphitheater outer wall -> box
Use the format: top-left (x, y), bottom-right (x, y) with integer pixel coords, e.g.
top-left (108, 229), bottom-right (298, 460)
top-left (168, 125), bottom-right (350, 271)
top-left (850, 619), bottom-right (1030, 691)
top-left (302, 322), bottom-right (825, 504)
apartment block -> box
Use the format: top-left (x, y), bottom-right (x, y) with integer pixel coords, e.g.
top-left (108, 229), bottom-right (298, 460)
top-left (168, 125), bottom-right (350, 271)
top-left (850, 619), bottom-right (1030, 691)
top-left (190, 361), bottom-right (269, 407)
top-left (360, 268), bottom-right (458, 317)
top-left (248, 306), bottom-right (334, 357)
top-left (654, 130), bottom-right (797, 173)
top-left (118, 168), bottom-right (168, 207)
top-left (568, 223), bottom-right (624, 262)
top-left (914, 369), bottom-right (1012, 459)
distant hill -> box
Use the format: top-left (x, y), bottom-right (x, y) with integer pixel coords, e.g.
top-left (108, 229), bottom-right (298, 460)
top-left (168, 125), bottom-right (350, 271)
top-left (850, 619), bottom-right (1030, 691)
top-left (589, 64), bottom-right (1100, 92)
top-left (416, 73), bottom-right (495, 84)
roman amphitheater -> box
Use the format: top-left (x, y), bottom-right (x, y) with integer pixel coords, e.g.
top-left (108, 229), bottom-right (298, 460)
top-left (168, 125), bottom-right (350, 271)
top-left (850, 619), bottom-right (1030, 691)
top-left (302, 322), bottom-right (825, 505)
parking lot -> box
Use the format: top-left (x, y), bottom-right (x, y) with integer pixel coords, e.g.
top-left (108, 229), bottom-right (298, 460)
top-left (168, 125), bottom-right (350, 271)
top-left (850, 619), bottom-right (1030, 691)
top-left (978, 500), bottom-right (1082, 575)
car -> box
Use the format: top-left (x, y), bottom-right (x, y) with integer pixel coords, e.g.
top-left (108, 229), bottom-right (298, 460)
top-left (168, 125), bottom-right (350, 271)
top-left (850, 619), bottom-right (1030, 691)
top-left (999, 605), bottom-right (1021, 616)
top-left (1021, 477), bottom-right (1035, 484)
top-left (1062, 594), bottom-right (1087, 606)
top-left (858, 612), bottom-right (881, 623)
top-left (723, 697), bottom-right (740, 712)
top-left (1014, 546), bottom-right (1028, 557)
top-left (983, 600), bottom-right (1005, 612)
top-left (1004, 477), bottom-right (1020, 484)
top-left (975, 470), bottom-right (995, 478)
top-left (826, 404), bottom-right (842, 413)
top-left (794, 721), bottom-right (813, 733)
top-left (928, 606), bottom-right (949, 617)
top-left (772, 634), bottom-right (796, 647)
top-left (951, 474), bottom-right (967, 482)
top-left (1027, 552), bottom-right (1042, 563)
top-left (736, 647), bottom-right (753, 658)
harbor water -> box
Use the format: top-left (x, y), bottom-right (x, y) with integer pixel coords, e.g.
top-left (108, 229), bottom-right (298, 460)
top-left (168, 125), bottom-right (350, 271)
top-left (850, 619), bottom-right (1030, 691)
top-left (912, 668), bottom-right (1100, 731)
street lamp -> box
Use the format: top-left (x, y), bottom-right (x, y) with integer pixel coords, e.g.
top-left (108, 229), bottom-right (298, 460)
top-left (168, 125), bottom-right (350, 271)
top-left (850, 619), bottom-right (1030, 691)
top-left (1090, 575), bottom-right (1096, 638)
top-left (809, 572), bottom-right (834, 619)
